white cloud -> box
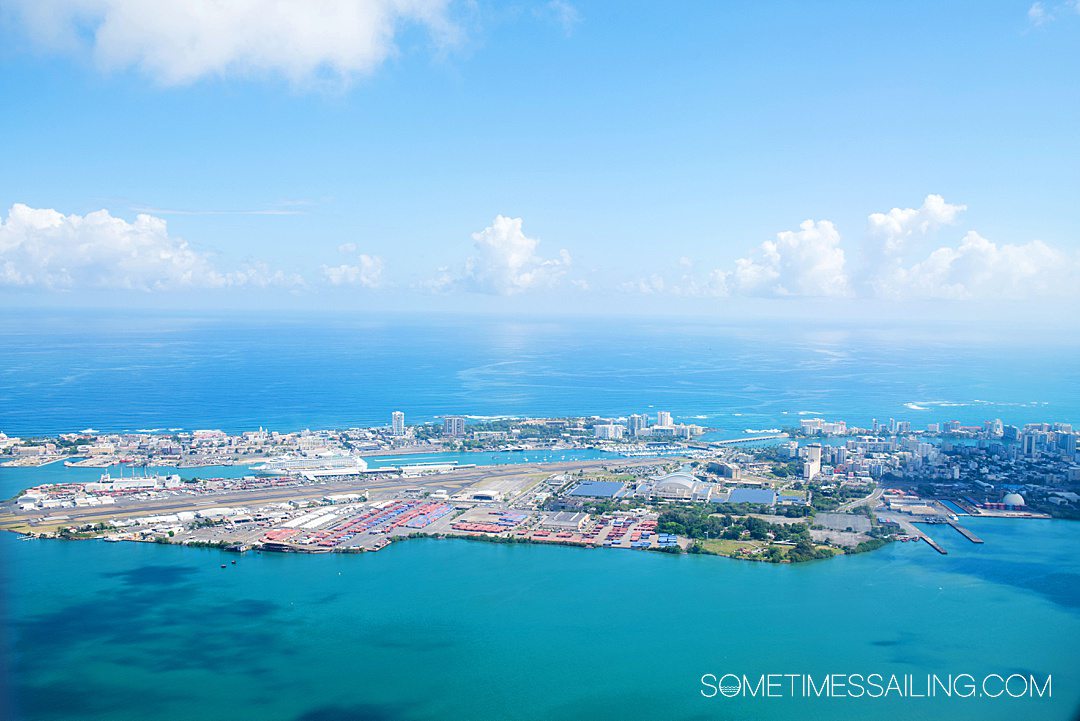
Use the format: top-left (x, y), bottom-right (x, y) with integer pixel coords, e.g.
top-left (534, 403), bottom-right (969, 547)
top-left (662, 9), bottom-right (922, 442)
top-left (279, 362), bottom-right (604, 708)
top-left (541, 1), bottom-right (581, 36)
top-left (439, 215), bottom-right (571, 295)
top-left (874, 231), bottom-right (1077, 300)
top-left (1026, 0), bottom-right (1080, 25)
top-left (867, 194), bottom-right (967, 254)
top-left (1029, 1), bottom-right (1050, 25)
top-left (8, 0), bottom-right (457, 86)
top-left (623, 194), bottom-right (1077, 303)
top-left (0, 203), bottom-right (301, 290)
top-left (323, 254), bottom-right (384, 288)
top-left (733, 219), bottom-right (850, 297)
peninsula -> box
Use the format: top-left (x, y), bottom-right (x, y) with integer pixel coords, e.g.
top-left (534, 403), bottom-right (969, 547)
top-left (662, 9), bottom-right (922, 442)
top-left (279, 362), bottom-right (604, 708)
top-left (1, 412), bottom-right (1074, 562)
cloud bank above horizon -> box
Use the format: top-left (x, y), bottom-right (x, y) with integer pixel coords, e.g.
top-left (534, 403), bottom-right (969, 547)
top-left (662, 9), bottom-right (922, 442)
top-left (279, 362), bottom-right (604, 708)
top-left (2, 196), bottom-right (1075, 303)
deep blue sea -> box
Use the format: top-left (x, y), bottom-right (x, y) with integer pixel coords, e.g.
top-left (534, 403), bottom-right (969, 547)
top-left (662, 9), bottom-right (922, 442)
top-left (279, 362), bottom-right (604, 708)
top-left (1, 311), bottom-right (1077, 437)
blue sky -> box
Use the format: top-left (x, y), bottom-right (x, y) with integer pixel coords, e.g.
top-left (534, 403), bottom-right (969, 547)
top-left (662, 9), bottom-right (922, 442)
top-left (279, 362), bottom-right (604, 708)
top-left (0, 0), bottom-right (1077, 317)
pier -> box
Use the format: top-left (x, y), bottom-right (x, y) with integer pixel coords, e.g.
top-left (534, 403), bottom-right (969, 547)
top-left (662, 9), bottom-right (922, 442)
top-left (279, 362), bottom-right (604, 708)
top-left (947, 521), bottom-right (984, 544)
top-left (921, 535), bottom-right (948, 555)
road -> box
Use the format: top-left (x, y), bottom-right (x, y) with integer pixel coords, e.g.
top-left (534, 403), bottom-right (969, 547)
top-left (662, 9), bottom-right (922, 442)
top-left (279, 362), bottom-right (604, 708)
top-left (836, 486), bottom-right (883, 513)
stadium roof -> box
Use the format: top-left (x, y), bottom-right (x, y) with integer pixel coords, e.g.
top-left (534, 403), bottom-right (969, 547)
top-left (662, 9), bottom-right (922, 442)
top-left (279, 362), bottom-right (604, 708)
top-left (567, 480), bottom-right (626, 498)
top-left (724, 488), bottom-right (777, 505)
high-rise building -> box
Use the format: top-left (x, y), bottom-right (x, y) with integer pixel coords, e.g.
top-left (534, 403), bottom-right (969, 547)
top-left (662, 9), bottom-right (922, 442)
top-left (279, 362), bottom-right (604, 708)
top-left (594, 424), bottom-right (626, 440)
top-left (656, 411), bottom-right (672, 427)
top-left (627, 414), bottom-right (648, 436)
top-left (803, 444), bottom-right (823, 481)
top-left (1021, 433), bottom-right (1037, 457)
top-left (443, 415), bottom-right (466, 437)
top-left (391, 411), bottom-right (405, 436)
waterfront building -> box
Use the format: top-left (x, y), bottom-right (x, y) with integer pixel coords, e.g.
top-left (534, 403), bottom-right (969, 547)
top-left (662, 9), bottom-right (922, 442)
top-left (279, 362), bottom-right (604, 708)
top-left (540, 511), bottom-right (590, 531)
top-left (656, 410), bottom-right (672, 427)
top-left (627, 413), bottom-right (648, 436)
top-left (391, 411), bottom-right (405, 436)
top-left (593, 424), bottom-right (626, 440)
top-left (443, 415), bottom-right (466, 437)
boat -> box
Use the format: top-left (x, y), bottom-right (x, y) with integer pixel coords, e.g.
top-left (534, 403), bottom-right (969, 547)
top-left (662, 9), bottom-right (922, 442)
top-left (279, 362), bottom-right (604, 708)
top-left (251, 452), bottom-right (369, 478)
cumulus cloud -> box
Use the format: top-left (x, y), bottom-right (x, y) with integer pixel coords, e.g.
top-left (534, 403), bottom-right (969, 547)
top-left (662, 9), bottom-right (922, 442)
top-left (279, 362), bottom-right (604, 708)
top-left (323, 253), bottom-right (384, 288)
top-left (7, 0), bottom-right (457, 86)
top-left (433, 215), bottom-right (571, 295)
top-left (859, 193), bottom-right (968, 293)
top-left (867, 194), bottom-right (967, 254)
top-left (874, 231), bottom-right (1075, 300)
top-left (0, 203), bottom-right (301, 290)
top-left (733, 220), bottom-right (850, 297)
top-left (622, 195), bottom-right (1077, 303)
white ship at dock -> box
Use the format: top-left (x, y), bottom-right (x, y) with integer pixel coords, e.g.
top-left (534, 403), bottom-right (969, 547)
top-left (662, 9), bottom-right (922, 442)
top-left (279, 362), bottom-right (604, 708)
top-left (252, 452), bottom-right (369, 479)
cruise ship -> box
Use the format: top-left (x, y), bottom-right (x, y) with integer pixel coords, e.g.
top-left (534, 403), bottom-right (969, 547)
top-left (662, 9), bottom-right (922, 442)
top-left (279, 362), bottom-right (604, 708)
top-left (252, 452), bottom-right (369, 478)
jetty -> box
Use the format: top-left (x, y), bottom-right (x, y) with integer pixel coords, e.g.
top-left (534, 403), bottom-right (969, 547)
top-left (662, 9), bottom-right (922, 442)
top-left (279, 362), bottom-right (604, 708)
top-left (947, 521), bottom-right (984, 544)
top-left (920, 535), bottom-right (948, 555)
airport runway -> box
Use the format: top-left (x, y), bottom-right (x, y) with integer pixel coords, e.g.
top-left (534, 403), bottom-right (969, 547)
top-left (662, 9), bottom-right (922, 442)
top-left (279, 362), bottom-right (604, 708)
top-left (0, 457), bottom-right (673, 531)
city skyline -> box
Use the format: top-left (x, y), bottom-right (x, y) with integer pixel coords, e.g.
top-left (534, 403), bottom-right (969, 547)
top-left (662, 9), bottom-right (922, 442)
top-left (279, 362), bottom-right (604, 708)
top-left (1, 1), bottom-right (1078, 318)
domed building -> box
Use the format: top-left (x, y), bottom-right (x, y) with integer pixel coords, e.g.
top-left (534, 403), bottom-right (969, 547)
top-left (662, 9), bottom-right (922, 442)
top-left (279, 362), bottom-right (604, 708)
top-left (1002, 492), bottom-right (1026, 508)
top-left (644, 472), bottom-right (713, 502)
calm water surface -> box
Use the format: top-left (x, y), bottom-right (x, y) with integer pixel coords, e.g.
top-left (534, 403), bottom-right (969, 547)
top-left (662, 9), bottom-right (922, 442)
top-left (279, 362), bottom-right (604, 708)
top-left (4, 516), bottom-right (1078, 721)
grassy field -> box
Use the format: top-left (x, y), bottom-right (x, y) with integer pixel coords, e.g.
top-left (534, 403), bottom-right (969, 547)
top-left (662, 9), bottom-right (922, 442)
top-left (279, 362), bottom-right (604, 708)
top-left (700, 538), bottom-right (769, 556)
top-left (583, 472), bottom-right (637, 483)
top-left (700, 538), bottom-right (843, 560)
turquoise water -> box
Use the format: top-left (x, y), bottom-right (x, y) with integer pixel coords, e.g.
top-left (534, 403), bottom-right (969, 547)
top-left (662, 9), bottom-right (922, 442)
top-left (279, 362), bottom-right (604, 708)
top-left (0, 462), bottom-right (254, 501)
top-left (4, 516), bottom-right (1078, 721)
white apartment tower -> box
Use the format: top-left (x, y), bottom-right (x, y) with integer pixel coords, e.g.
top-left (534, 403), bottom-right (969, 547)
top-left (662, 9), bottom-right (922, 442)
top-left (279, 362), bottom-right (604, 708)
top-left (803, 443), bottom-right (823, 481)
top-left (391, 411), bottom-right (405, 436)
top-left (443, 415), bottom-right (466, 437)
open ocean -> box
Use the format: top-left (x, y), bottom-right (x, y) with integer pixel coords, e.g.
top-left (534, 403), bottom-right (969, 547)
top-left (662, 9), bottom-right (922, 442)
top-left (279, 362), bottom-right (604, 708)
top-left (2, 311), bottom-right (1079, 721)
top-left (1, 311), bottom-right (1077, 437)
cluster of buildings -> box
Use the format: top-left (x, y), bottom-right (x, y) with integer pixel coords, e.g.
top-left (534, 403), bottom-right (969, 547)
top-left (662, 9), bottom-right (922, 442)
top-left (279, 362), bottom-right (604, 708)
top-left (593, 410), bottom-right (704, 441)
